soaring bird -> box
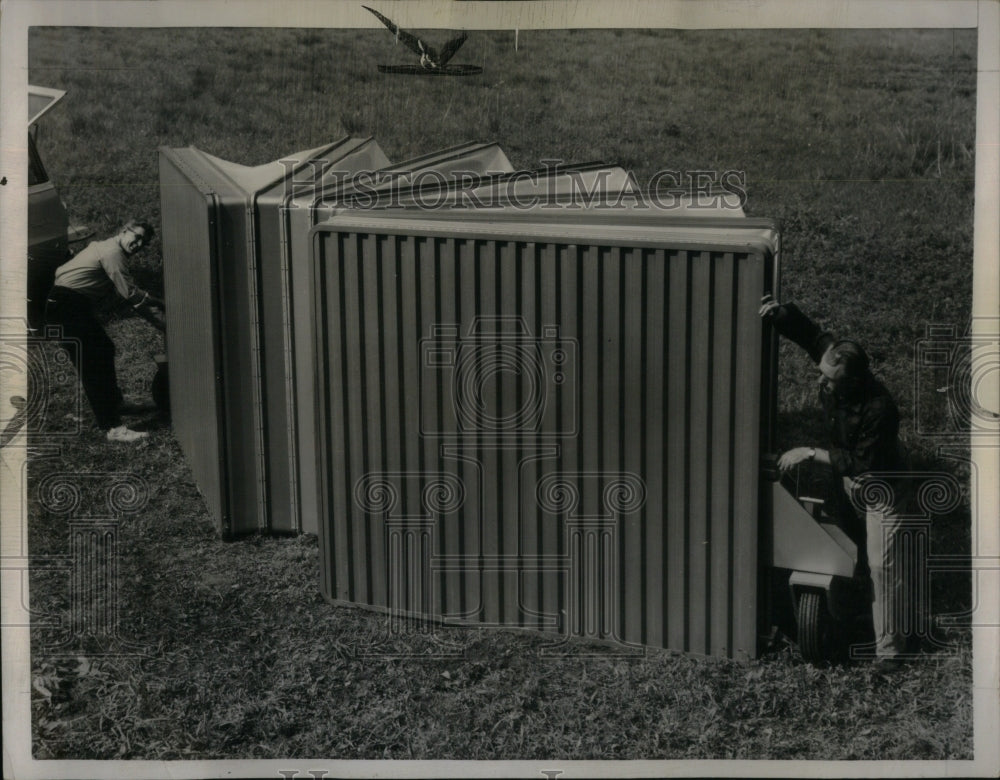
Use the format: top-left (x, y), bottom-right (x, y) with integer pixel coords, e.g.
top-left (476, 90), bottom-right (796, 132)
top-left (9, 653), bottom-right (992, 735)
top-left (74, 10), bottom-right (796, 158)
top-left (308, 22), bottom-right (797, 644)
top-left (364, 5), bottom-right (468, 70)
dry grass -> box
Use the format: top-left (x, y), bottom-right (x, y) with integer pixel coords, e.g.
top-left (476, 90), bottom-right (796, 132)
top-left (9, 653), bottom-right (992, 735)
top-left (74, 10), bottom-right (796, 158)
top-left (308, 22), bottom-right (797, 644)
top-left (24, 26), bottom-right (976, 761)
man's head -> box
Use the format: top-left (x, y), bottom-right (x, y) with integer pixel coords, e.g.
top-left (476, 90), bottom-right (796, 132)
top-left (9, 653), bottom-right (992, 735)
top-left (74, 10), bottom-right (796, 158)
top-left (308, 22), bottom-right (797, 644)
top-left (818, 339), bottom-right (870, 396)
top-left (117, 220), bottom-right (155, 256)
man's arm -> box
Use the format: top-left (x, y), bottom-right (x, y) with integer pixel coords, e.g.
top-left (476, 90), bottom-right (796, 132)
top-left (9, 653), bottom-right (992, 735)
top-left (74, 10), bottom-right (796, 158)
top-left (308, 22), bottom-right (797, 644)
top-left (100, 249), bottom-right (162, 311)
top-left (777, 445), bottom-right (831, 472)
top-left (759, 294), bottom-right (835, 363)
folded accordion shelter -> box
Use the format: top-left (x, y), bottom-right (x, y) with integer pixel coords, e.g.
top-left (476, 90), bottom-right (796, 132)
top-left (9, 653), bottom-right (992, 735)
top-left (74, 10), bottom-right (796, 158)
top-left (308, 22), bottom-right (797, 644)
top-left (159, 139), bottom-right (521, 536)
top-left (159, 137), bottom-right (389, 537)
top-left (309, 211), bottom-right (778, 659)
top-left (159, 135), bottom-right (754, 556)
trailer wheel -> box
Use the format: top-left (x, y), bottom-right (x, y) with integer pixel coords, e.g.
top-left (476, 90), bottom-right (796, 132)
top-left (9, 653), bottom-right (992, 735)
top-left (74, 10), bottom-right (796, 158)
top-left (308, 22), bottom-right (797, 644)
top-left (797, 589), bottom-right (834, 663)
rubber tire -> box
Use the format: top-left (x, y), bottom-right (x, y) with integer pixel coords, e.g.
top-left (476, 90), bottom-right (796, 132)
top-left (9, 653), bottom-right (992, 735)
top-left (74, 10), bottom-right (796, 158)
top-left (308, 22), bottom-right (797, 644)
top-left (797, 589), bottom-right (834, 664)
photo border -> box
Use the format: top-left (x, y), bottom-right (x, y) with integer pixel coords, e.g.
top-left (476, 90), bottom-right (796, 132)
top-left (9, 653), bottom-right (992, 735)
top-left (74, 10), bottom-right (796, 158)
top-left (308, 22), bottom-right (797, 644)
top-left (1, 2), bottom-right (996, 778)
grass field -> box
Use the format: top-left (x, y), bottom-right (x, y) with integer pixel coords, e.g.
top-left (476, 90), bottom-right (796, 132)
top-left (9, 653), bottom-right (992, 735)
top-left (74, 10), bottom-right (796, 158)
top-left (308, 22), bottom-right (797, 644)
top-left (24, 25), bottom-right (977, 760)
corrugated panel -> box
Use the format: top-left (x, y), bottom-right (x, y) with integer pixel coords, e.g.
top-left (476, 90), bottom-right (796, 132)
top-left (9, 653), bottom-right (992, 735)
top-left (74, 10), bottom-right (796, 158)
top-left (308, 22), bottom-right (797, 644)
top-left (159, 140), bottom-right (374, 536)
top-left (256, 137), bottom-right (392, 534)
top-left (190, 148), bottom-right (270, 534)
top-left (312, 213), bottom-right (777, 658)
top-left (163, 140), bottom-right (517, 536)
top-left (277, 144), bottom-right (516, 535)
top-left (158, 147), bottom-right (266, 536)
top-left (158, 150), bottom-right (227, 528)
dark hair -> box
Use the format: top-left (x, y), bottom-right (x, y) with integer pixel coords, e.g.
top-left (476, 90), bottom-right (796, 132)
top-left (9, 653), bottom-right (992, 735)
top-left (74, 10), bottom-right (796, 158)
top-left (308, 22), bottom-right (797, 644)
top-left (827, 339), bottom-right (870, 379)
top-left (123, 220), bottom-right (156, 243)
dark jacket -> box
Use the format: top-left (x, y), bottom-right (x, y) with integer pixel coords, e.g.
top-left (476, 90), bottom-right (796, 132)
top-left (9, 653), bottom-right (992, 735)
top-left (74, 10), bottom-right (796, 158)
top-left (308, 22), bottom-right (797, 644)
top-left (770, 302), bottom-right (907, 517)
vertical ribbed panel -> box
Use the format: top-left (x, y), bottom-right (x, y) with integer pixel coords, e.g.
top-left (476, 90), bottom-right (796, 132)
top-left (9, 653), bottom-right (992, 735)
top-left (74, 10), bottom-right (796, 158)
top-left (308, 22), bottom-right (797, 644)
top-left (314, 217), bottom-right (773, 658)
top-left (200, 152), bottom-right (289, 536)
top-left (284, 145), bottom-right (523, 536)
top-left (158, 150), bottom-right (229, 533)
top-left (160, 141), bottom-right (392, 537)
top-left (258, 137), bottom-right (391, 535)
top-left (158, 146), bottom-right (286, 536)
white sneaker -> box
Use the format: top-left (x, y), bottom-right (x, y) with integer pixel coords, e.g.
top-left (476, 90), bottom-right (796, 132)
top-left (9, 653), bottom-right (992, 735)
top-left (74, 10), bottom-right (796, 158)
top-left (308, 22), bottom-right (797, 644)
top-left (106, 425), bottom-right (149, 442)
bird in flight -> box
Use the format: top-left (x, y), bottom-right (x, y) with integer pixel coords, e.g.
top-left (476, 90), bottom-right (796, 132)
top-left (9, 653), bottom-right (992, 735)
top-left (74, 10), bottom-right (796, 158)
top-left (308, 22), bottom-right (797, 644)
top-left (364, 5), bottom-right (468, 70)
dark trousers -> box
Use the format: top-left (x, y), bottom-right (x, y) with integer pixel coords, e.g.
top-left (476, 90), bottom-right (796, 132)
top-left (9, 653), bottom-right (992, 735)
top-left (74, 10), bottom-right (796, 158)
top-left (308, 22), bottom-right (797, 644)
top-left (45, 287), bottom-right (122, 430)
top-left (27, 250), bottom-right (70, 334)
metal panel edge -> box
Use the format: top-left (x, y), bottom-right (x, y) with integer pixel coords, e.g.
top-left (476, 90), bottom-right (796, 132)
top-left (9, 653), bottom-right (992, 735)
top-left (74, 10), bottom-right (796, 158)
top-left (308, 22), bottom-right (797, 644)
top-left (157, 147), bottom-right (232, 537)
